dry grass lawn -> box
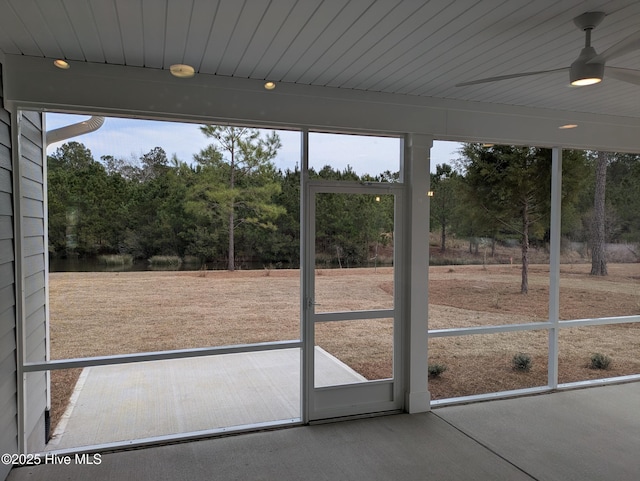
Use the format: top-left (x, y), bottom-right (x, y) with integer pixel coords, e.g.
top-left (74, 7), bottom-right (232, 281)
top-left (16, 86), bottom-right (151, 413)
top-left (48, 263), bottom-right (640, 431)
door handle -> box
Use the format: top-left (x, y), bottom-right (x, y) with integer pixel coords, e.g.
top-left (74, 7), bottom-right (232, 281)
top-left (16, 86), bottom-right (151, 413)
top-left (307, 298), bottom-right (321, 308)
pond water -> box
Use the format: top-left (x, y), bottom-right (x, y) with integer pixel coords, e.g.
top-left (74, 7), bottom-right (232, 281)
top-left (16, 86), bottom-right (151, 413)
top-left (48, 257), bottom-right (301, 273)
top-left (50, 257), bottom-right (203, 273)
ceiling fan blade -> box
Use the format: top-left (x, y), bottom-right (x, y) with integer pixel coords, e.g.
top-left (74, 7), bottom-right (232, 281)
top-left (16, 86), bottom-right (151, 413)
top-left (590, 31), bottom-right (640, 64)
top-left (605, 66), bottom-right (640, 86)
top-left (456, 68), bottom-right (568, 87)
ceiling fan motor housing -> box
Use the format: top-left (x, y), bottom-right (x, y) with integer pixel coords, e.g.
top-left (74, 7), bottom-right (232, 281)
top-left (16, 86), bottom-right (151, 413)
top-left (570, 46), bottom-right (605, 85)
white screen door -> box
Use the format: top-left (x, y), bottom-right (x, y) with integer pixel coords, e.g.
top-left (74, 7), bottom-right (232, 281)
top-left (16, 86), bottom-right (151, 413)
top-left (304, 182), bottom-right (404, 421)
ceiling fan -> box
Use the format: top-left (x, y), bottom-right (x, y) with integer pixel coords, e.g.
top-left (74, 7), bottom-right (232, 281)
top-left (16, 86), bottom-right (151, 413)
top-left (456, 12), bottom-right (640, 88)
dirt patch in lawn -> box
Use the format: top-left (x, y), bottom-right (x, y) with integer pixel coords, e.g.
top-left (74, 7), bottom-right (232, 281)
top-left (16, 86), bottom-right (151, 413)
top-left (48, 263), bottom-right (639, 432)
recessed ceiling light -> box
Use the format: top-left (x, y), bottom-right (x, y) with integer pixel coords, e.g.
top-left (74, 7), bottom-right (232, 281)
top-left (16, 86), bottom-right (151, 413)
top-left (169, 64), bottom-right (195, 78)
top-left (53, 59), bottom-right (70, 70)
top-left (559, 124), bottom-right (578, 129)
top-left (264, 81), bottom-right (276, 90)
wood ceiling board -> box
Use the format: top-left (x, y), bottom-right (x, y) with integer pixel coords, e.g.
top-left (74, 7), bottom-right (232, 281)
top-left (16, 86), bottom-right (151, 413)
top-left (60, 0), bottom-right (106, 63)
top-left (276, 0), bottom-right (366, 83)
top-left (231, 0), bottom-right (298, 78)
top-left (114, 0), bottom-right (145, 67)
top-left (0, 1), bottom-right (43, 57)
top-left (372, 1), bottom-right (525, 94)
top-left (88, 0), bottom-right (125, 64)
top-left (141, 0), bottom-right (167, 69)
top-left (350, 1), bottom-right (484, 92)
top-left (295, 0), bottom-right (403, 85)
top-left (9, 0), bottom-right (65, 59)
top-left (320, 0), bottom-right (425, 88)
top-left (198, 0), bottom-right (244, 74)
top-left (332, 1), bottom-right (448, 90)
top-left (0, 27), bottom-right (20, 56)
top-left (216, 1), bottom-right (272, 77)
top-left (267, 0), bottom-right (350, 82)
top-left (182, 0), bottom-right (221, 70)
top-left (162, 0), bottom-right (195, 68)
top-left (430, 4), bottom-right (638, 99)
top-left (249, 0), bottom-right (329, 80)
top-left (409, 4), bottom-right (576, 97)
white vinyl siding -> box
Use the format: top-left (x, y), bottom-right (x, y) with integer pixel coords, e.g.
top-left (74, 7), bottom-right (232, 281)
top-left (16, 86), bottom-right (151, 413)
top-left (18, 111), bottom-right (47, 453)
top-left (0, 64), bottom-right (17, 481)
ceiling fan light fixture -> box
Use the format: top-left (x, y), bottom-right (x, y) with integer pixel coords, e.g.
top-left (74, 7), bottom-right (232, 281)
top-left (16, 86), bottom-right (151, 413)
top-left (571, 77), bottom-right (602, 86)
top-left (570, 46), bottom-right (604, 86)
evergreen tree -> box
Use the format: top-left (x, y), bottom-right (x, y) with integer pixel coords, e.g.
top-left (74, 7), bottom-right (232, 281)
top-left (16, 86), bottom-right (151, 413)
top-left (458, 144), bottom-right (589, 291)
top-left (192, 126), bottom-right (284, 270)
top-left (48, 142), bottom-right (121, 256)
top-left (430, 164), bottom-right (460, 252)
top-left (605, 153), bottom-right (640, 244)
top-left (459, 145), bottom-right (552, 293)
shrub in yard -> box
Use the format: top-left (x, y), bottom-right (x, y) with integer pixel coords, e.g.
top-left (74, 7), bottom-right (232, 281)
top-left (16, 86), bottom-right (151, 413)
top-left (512, 352), bottom-right (532, 372)
top-left (428, 363), bottom-right (447, 378)
top-left (148, 255), bottom-right (182, 266)
top-left (98, 254), bottom-right (133, 266)
top-left (589, 352), bottom-right (611, 370)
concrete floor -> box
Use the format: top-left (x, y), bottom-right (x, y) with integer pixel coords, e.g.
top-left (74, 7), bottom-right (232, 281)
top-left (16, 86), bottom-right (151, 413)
top-left (9, 382), bottom-right (639, 481)
top-left (47, 347), bottom-right (365, 450)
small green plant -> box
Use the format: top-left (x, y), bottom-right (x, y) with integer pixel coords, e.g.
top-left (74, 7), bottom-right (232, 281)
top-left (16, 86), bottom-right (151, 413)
top-left (512, 352), bottom-right (532, 372)
top-left (589, 352), bottom-right (611, 370)
top-left (428, 363), bottom-right (447, 378)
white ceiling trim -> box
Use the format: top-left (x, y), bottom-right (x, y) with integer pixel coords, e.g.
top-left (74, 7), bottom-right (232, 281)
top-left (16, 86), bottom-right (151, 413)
top-left (4, 55), bottom-right (640, 153)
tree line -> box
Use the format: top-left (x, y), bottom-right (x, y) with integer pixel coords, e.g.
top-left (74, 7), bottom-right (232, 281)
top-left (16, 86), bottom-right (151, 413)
top-left (48, 127), bottom-right (639, 286)
top-left (431, 145), bottom-right (640, 292)
top-left (47, 127), bottom-right (395, 270)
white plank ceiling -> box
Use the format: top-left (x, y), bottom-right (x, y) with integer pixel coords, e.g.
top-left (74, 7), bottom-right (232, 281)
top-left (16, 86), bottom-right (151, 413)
top-left (0, 0), bottom-right (639, 119)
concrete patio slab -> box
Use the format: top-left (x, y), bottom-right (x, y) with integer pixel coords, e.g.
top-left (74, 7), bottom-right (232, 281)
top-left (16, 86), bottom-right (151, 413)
top-left (435, 382), bottom-right (640, 481)
top-left (10, 383), bottom-right (639, 481)
top-left (18, 412), bottom-right (534, 481)
top-left (47, 347), bottom-right (365, 450)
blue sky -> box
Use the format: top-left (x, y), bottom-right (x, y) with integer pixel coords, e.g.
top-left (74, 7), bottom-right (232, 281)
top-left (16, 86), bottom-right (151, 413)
top-left (45, 113), bottom-right (461, 175)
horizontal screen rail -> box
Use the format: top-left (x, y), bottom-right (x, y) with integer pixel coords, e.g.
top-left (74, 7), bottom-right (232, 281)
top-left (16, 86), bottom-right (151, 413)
top-left (314, 309), bottom-right (394, 323)
top-left (24, 340), bottom-right (302, 372)
top-left (429, 314), bottom-right (640, 338)
top-left (559, 315), bottom-right (639, 327)
top-left (429, 322), bottom-right (552, 337)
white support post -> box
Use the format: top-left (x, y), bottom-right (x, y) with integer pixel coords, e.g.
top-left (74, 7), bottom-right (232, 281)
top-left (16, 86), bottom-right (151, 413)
top-left (42, 114), bottom-right (51, 432)
top-left (300, 129), bottom-right (310, 424)
top-left (403, 133), bottom-right (432, 413)
top-left (548, 147), bottom-right (562, 389)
